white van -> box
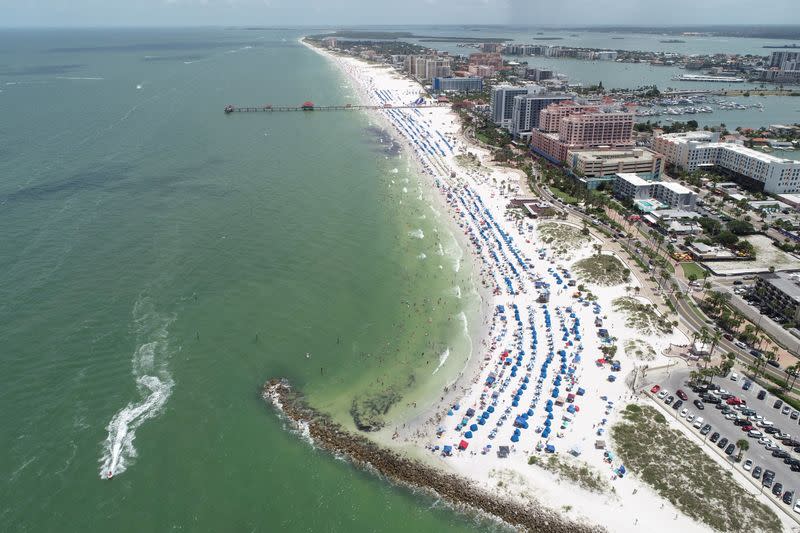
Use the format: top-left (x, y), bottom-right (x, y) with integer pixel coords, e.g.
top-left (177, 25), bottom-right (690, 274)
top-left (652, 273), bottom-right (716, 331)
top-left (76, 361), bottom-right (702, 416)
top-left (730, 372), bottom-right (739, 381)
top-left (693, 417), bottom-right (704, 429)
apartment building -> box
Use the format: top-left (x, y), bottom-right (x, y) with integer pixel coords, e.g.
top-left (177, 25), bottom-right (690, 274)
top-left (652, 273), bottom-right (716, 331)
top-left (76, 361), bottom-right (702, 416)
top-left (653, 131), bottom-right (800, 194)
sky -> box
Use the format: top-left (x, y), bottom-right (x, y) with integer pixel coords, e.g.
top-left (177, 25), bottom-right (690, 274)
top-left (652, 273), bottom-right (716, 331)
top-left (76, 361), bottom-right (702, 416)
top-left (1, 0), bottom-right (799, 27)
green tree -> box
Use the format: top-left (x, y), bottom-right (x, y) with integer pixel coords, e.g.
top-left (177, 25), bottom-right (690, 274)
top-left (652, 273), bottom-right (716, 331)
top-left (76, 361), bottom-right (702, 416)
top-left (736, 439), bottom-right (749, 461)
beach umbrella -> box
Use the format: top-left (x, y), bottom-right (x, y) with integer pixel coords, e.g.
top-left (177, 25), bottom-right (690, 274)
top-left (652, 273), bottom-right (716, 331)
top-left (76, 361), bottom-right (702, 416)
top-left (470, 424), bottom-right (478, 432)
top-left (464, 431), bottom-right (473, 439)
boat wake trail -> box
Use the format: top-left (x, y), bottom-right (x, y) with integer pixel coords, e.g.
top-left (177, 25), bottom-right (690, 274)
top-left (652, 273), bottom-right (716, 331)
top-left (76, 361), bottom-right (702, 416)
top-left (98, 297), bottom-right (176, 480)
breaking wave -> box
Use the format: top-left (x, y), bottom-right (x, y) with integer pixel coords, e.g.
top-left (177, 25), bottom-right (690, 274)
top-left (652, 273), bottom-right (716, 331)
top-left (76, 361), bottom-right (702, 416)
top-left (432, 347), bottom-right (450, 375)
top-left (408, 229), bottom-right (424, 240)
top-left (98, 296), bottom-right (176, 479)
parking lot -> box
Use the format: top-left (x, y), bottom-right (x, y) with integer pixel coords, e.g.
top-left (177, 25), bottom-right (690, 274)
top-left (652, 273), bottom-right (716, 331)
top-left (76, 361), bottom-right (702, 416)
top-left (653, 368), bottom-right (800, 515)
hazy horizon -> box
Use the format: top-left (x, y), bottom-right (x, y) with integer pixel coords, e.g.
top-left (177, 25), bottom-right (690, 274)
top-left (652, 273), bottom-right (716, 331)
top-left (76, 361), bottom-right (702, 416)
top-left (1, 0), bottom-right (799, 28)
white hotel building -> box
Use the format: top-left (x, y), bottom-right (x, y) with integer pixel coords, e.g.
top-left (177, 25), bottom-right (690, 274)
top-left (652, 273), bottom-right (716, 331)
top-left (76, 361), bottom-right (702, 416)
top-left (652, 131), bottom-right (800, 194)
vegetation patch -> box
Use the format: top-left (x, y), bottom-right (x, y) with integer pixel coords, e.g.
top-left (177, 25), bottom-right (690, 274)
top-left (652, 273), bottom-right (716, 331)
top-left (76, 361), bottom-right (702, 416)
top-left (454, 153), bottom-right (481, 169)
top-left (681, 262), bottom-right (706, 280)
top-left (613, 297), bottom-right (673, 335)
top-left (612, 404), bottom-right (781, 533)
top-left (528, 455), bottom-right (612, 495)
top-left (538, 222), bottom-right (591, 256)
top-left (624, 339), bottom-right (657, 361)
top-left (349, 387), bottom-right (403, 431)
top-left (573, 254), bottom-right (630, 286)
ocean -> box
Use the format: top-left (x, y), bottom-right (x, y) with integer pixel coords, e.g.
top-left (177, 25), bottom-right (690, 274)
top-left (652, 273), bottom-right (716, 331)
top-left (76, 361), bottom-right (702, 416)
top-left (0, 28), bottom-right (486, 532)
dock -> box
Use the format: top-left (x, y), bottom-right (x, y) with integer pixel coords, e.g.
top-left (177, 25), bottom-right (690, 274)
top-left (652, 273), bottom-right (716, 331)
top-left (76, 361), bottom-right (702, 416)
top-left (224, 102), bottom-right (447, 114)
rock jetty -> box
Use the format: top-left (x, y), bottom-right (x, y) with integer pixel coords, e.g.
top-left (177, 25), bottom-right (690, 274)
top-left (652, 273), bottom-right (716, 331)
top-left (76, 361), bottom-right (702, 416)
top-left (263, 378), bottom-right (604, 533)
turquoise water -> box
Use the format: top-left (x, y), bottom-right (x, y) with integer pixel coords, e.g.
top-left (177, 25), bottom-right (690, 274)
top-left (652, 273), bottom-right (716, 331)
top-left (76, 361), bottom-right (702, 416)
top-left (0, 28), bottom-right (485, 532)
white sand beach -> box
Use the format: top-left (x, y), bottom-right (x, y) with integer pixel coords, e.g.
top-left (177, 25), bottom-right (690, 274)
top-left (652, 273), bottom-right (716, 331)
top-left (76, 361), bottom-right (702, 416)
top-left (304, 40), bottom-right (795, 533)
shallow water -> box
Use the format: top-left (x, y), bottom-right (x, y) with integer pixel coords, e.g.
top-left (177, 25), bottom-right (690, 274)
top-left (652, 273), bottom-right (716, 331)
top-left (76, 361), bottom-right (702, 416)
top-left (0, 28), bottom-right (483, 532)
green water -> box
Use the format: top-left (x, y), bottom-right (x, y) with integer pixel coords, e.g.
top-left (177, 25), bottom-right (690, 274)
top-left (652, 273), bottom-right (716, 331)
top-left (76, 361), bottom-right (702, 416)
top-left (0, 28), bottom-right (484, 532)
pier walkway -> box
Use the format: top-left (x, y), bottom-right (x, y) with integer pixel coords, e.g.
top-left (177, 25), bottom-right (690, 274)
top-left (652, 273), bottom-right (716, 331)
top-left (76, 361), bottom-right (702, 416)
top-left (223, 103), bottom-right (448, 114)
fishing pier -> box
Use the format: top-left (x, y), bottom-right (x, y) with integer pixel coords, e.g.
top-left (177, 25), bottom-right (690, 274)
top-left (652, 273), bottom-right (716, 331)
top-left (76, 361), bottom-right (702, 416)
top-left (224, 101), bottom-right (446, 114)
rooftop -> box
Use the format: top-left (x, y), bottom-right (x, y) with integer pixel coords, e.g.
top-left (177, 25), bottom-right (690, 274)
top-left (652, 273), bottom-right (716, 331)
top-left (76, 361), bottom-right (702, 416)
top-left (760, 272), bottom-right (800, 300)
top-left (657, 181), bottom-right (693, 195)
top-left (657, 131), bottom-right (719, 143)
top-left (569, 148), bottom-right (658, 162)
top-left (616, 172), bottom-right (651, 187)
top-left (711, 143), bottom-right (800, 165)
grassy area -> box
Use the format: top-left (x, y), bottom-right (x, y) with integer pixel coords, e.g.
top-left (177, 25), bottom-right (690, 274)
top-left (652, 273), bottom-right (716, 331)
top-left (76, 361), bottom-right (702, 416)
top-left (528, 454), bottom-right (612, 494)
top-left (454, 153), bottom-right (481, 169)
top-left (624, 339), bottom-right (656, 361)
top-left (613, 296), bottom-right (674, 335)
top-left (548, 186), bottom-right (579, 205)
top-left (612, 404), bottom-right (781, 533)
top-left (538, 222), bottom-right (591, 257)
top-left (573, 254), bottom-right (631, 286)
top-left (681, 262), bottom-right (706, 280)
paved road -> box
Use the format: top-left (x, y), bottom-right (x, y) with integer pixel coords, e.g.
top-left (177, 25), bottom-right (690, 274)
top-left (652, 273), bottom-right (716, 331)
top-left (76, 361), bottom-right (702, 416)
top-left (533, 181), bottom-right (791, 385)
top-left (656, 368), bottom-right (800, 510)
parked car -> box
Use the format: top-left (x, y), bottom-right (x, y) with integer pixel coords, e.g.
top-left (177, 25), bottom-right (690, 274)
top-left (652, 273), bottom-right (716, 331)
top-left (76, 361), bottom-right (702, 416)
top-left (757, 390), bottom-right (767, 400)
top-left (658, 390), bottom-right (668, 400)
top-left (694, 399), bottom-right (705, 410)
top-left (650, 385), bottom-right (661, 394)
top-left (665, 395), bottom-right (674, 405)
top-left (783, 405), bottom-right (792, 415)
top-left (717, 437), bottom-right (729, 449)
top-left (672, 399), bottom-right (683, 410)
top-left (687, 414), bottom-right (695, 423)
top-left (700, 424), bottom-right (712, 435)
top-left (793, 499), bottom-right (800, 514)
top-left (725, 443), bottom-right (736, 455)
top-left (774, 399), bottom-right (784, 409)
top-left (742, 380), bottom-right (752, 391)
top-left (748, 430), bottom-right (763, 438)
top-left (773, 482), bottom-right (784, 497)
top-left (773, 450), bottom-right (790, 459)
top-left (723, 333), bottom-right (734, 341)
top-left (751, 349), bottom-right (763, 358)
top-left (768, 359), bottom-right (781, 368)
top-left (710, 432), bottom-right (720, 443)
top-left (752, 465), bottom-right (763, 479)
top-left (784, 491), bottom-right (795, 505)
top-left (676, 389), bottom-right (688, 401)
top-left (792, 411), bottom-right (799, 420)
top-left (680, 408), bottom-right (688, 418)
top-left (743, 459), bottom-right (753, 471)
top-left (693, 417), bottom-right (704, 429)
top-left (735, 340), bottom-right (748, 349)
top-left (730, 372), bottom-right (739, 381)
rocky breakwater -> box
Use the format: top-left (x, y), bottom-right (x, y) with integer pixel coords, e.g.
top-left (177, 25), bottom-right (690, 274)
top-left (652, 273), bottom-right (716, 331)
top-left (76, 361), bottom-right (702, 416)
top-left (263, 378), bottom-right (604, 533)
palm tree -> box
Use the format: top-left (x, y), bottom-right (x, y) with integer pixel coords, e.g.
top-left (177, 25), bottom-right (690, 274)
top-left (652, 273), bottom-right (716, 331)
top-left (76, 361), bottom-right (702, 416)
top-left (790, 362), bottom-right (800, 390)
top-left (736, 439), bottom-right (749, 461)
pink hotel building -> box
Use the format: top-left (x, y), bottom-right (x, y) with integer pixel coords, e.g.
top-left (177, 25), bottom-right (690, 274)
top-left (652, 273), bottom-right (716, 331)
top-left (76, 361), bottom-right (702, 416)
top-left (530, 102), bottom-right (635, 163)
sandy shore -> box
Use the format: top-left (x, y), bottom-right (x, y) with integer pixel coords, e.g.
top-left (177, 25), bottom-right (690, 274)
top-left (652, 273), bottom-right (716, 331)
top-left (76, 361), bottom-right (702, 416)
top-left (302, 39), bottom-right (794, 533)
